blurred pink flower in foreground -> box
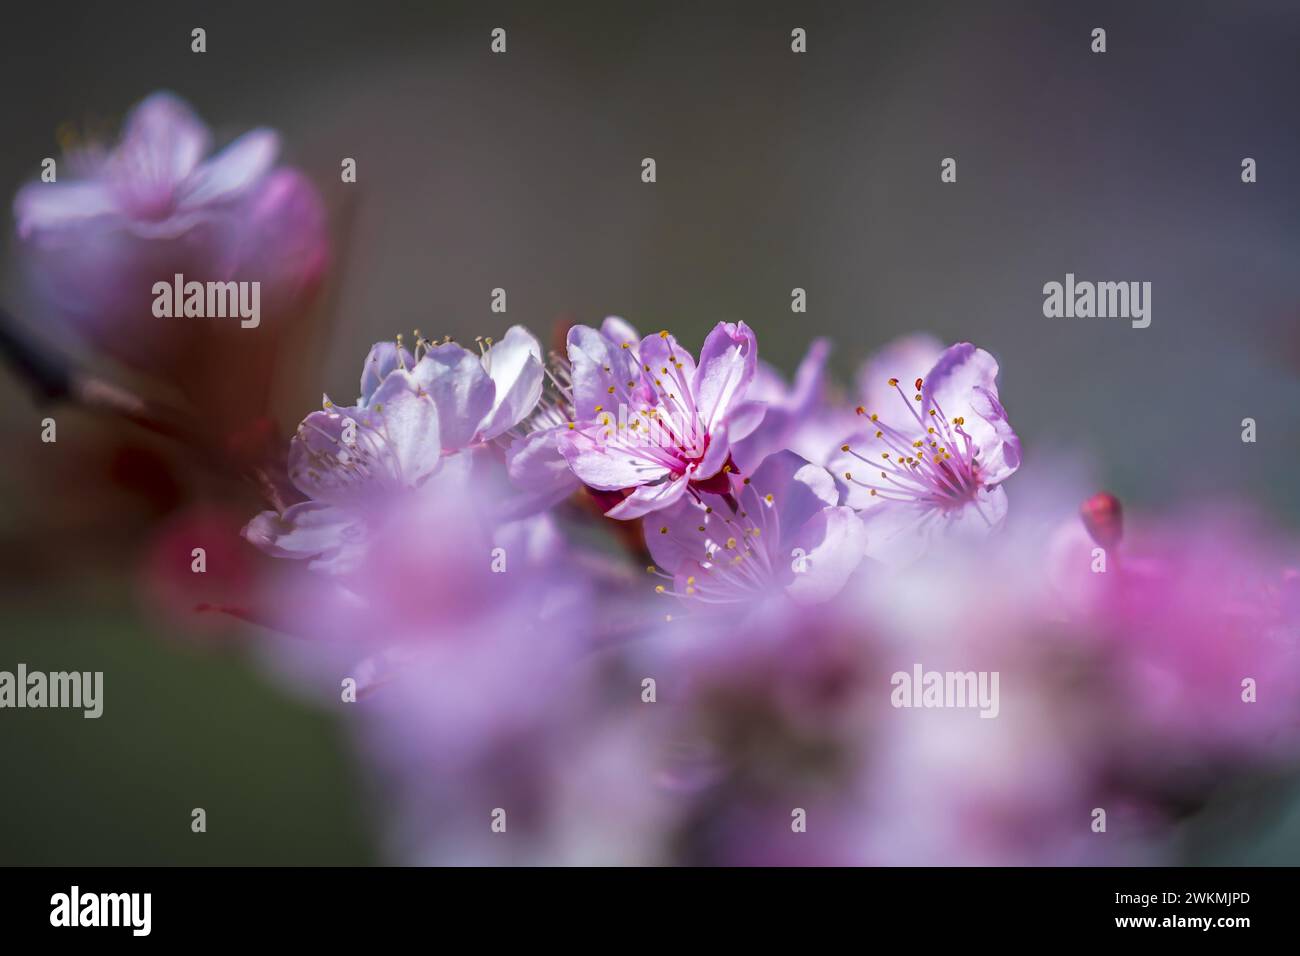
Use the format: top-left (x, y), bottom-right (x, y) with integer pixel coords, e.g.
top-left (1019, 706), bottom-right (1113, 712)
top-left (255, 456), bottom-right (615, 863)
top-left (1053, 504), bottom-right (1300, 761)
top-left (12, 91), bottom-right (328, 370)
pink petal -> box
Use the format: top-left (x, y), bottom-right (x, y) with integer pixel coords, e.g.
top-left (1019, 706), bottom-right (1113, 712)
top-left (366, 370), bottom-right (444, 482)
top-left (746, 451), bottom-right (838, 550)
top-left (692, 321), bottom-right (757, 431)
top-left (605, 473), bottom-right (689, 519)
top-left (558, 424), bottom-right (671, 491)
top-left (567, 324), bottom-right (646, 422)
top-left (359, 341), bottom-right (416, 406)
top-left (599, 315), bottom-right (641, 347)
top-left (179, 128), bottom-right (280, 207)
top-left (242, 502), bottom-right (365, 573)
top-left (479, 325), bottom-right (544, 439)
top-left (13, 180), bottom-right (119, 237)
top-left (504, 428), bottom-right (580, 515)
top-left (413, 343), bottom-right (496, 449)
top-left (117, 92), bottom-right (212, 185)
top-left (785, 506), bottom-right (867, 605)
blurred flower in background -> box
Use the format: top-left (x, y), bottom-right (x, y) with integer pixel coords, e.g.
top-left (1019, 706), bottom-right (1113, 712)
top-left (12, 91), bottom-right (329, 449)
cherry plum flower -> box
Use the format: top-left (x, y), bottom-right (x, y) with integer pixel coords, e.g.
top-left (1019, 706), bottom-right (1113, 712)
top-left (243, 328), bottom-right (544, 572)
top-left (830, 342), bottom-right (1021, 564)
top-left (558, 321), bottom-right (766, 519)
top-left (12, 92), bottom-right (327, 367)
top-left (502, 316), bottom-right (644, 514)
top-left (645, 450), bottom-right (866, 610)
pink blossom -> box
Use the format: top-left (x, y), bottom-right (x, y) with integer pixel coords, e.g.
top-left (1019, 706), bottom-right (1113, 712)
top-left (558, 321), bottom-right (766, 519)
top-left (645, 450), bottom-right (865, 609)
top-left (1055, 506), bottom-right (1300, 759)
top-left (244, 328), bottom-right (544, 572)
top-left (830, 341), bottom-right (1021, 564)
top-left (12, 92), bottom-right (328, 365)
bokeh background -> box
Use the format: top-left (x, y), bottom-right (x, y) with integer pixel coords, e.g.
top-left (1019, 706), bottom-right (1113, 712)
top-left (0, 0), bottom-right (1297, 863)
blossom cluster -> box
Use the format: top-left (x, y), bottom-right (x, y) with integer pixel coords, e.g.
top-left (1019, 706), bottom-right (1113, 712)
top-left (11, 94), bottom-right (1299, 865)
top-left (237, 316), bottom-right (1299, 865)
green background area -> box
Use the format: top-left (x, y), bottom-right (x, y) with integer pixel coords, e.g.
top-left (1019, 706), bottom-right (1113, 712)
top-left (0, 593), bottom-right (373, 865)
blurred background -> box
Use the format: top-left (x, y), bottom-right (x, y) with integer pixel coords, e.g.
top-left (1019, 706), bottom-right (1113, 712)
top-left (0, 0), bottom-right (1296, 863)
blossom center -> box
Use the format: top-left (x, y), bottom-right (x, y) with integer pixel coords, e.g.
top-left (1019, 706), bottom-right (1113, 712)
top-left (841, 376), bottom-right (982, 511)
top-left (649, 479), bottom-right (780, 606)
